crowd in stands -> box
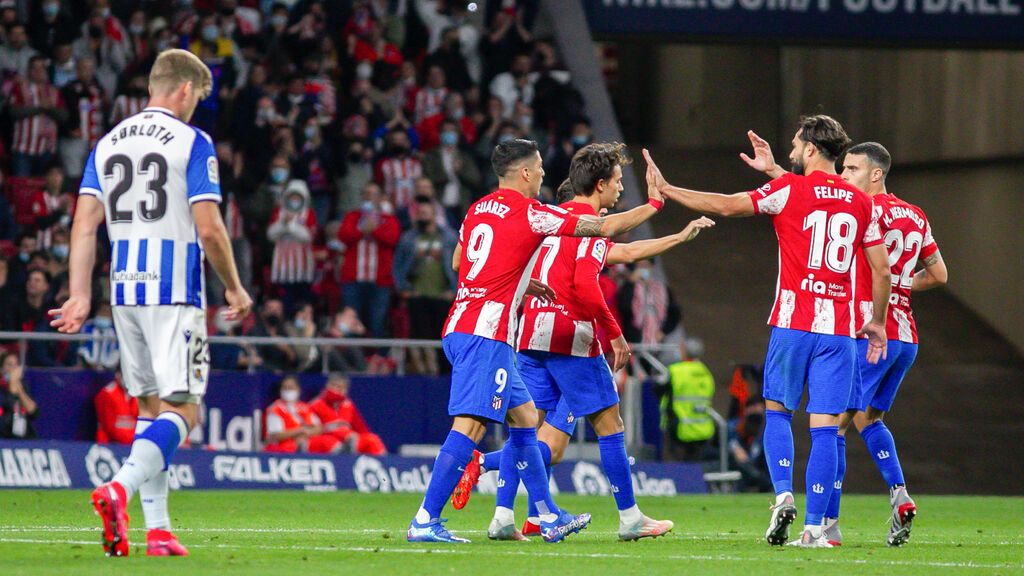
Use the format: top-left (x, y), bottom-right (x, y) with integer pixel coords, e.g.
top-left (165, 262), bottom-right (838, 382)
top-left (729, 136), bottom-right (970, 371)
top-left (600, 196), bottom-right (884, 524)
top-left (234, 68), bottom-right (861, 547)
top-left (0, 0), bottom-right (680, 375)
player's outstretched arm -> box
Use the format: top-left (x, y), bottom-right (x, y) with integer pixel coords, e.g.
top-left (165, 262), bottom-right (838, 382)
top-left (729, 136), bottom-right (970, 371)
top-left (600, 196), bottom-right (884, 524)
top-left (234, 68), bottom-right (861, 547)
top-left (49, 195), bottom-right (105, 333)
top-left (606, 217), bottom-right (716, 265)
top-left (856, 242), bottom-right (892, 364)
top-left (193, 201), bottom-right (252, 321)
top-left (913, 251), bottom-right (948, 291)
top-left (643, 149), bottom-right (754, 218)
top-left (739, 130), bottom-right (787, 179)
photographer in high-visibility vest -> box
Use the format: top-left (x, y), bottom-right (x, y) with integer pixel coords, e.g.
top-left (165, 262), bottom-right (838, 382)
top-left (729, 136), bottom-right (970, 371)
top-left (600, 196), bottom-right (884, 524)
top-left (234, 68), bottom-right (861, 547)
top-left (660, 338), bottom-right (715, 461)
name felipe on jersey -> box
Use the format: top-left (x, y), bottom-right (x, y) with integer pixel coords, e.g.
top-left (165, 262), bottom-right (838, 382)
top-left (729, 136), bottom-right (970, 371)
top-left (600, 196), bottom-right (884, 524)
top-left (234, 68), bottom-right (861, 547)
top-left (108, 120), bottom-right (176, 146)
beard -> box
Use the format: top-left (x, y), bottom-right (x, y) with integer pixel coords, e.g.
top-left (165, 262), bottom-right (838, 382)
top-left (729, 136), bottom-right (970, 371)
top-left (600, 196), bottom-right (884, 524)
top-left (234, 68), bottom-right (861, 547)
top-left (790, 158), bottom-right (805, 176)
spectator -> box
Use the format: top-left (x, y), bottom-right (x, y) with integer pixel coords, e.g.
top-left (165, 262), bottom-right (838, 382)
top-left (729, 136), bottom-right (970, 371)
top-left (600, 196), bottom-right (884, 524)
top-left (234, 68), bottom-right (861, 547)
top-left (414, 0), bottom-right (482, 82)
top-left (617, 259), bottom-right (681, 346)
top-left (30, 1), bottom-right (76, 57)
top-left (337, 140), bottom-right (373, 215)
top-left (29, 164), bottom-right (73, 249)
top-left (375, 127), bottom-right (423, 220)
top-left (248, 299), bottom-right (297, 371)
top-left (60, 57), bottom-right (106, 177)
top-left (294, 117), bottom-right (334, 223)
top-left (322, 307), bottom-right (368, 373)
top-left (210, 140), bottom-right (253, 301)
top-left (0, 169), bottom-right (18, 241)
top-left (13, 269), bottom-right (52, 333)
top-left (8, 232), bottom-right (37, 294)
top-left (0, 23), bottom-right (37, 77)
top-left (422, 119), bottom-right (481, 226)
top-left (414, 64), bottom-right (448, 125)
top-left (248, 153), bottom-right (291, 237)
top-left (0, 352), bottom-right (37, 439)
top-left (78, 301), bottom-right (119, 371)
top-left (544, 116), bottom-right (593, 190)
top-left (658, 338), bottom-right (715, 462)
top-left (94, 370), bottom-right (138, 445)
top-left (482, 2), bottom-right (536, 82)
top-left (338, 183), bottom-right (400, 338)
top-left (728, 396), bottom-right (771, 492)
top-left (268, 179), bottom-right (317, 312)
top-left (393, 199), bottom-right (457, 375)
top-left (210, 311), bottom-right (262, 371)
top-left (109, 73), bottom-right (148, 125)
top-left (48, 43), bottom-right (77, 89)
top-left (309, 373), bottom-right (387, 455)
top-left (0, 258), bottom-right (13, 330)
top-left (264, 375), bottom-right (341, 454)
top-left (489, 52), bottom-right (536, 119)
top-left (72, 14), bottom-right (127, 99)
top-left (284, 302), bottom-right (320, 372)
top-left (423, 26), bottom-right (472, 92)
top-left (9, 55), bottom-right (66, 176)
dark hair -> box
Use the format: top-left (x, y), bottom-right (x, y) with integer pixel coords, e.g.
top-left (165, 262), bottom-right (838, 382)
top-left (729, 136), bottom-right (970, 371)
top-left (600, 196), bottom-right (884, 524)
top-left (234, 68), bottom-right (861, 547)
top-left (845, 141), bottom-right (892, 177)
top-left (491, 139), bottom-right (538, 179)
top-left (797, 115), bottom-right (851, 162)
top-left (28, 54), bottom-right (47, 68)
top-left (27, 268), bottom-right (51, 284)
top-left (555, 178), bottom-right (575, 204)
top-left (568, 142), bottom-right (631, 197)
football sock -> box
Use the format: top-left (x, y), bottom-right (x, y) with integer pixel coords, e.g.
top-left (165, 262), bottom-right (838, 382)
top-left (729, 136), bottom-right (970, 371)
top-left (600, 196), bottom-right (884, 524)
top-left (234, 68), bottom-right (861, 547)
top-left (495, 441), bottom-right (519, 510)
top-left (508, 427), bottom-right (559, 521)
top-left (134, 418), bottom-right (171, 530)
top-left (416, 430), bottom-right (476, 523)
top-left (861, 421), bottom-right (905, 488)
top-left (597, 432), bottom-right (642, 524)
top-left (804, 425), bottom-right (839, 527)
top-left (481, 449), bottom-right (501, 472)
top-left (527, 441), bottom-right (553, 521)
top-left (825, 434), bottom-right (847, 520)
top-left (112, 412), bottom-right (187, 501)
top-left (763, 410), bottom-right (795, 495)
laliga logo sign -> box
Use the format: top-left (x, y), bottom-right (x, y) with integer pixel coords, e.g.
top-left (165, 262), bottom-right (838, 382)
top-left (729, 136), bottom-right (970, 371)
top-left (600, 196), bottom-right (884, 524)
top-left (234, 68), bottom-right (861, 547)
top-left (85, 444), bottom-right (121, 487)
top-left (352, 456), bottom-right (433, 493)
top-left (571, 461), bottom-right (611, 495)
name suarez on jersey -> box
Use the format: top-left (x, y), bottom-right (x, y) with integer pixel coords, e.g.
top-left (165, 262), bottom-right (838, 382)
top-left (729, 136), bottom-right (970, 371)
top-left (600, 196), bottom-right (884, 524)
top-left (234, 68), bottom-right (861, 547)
top-left (473, 199), bottom-right (511, 219)
top-left (109, 121), bottom-right (176, 146)
top-left (813, 185), bottom-right (854, 203)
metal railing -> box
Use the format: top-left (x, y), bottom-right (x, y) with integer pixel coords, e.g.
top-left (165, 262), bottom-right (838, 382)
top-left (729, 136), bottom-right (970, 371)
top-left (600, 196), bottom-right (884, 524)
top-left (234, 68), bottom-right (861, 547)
top-left (0, 331), bottom-right (737, 479)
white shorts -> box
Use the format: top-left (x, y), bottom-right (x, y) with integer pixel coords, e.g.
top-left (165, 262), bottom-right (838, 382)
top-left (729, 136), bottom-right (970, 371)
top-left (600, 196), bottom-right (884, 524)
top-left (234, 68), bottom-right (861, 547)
top-left (112, 305), bottom-right (210, 404)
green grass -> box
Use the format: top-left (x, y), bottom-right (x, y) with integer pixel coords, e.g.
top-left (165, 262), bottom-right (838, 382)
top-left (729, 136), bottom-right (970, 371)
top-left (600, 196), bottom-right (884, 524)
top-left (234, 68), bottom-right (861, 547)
top-left (0, 491), bottom-right (1021, 575)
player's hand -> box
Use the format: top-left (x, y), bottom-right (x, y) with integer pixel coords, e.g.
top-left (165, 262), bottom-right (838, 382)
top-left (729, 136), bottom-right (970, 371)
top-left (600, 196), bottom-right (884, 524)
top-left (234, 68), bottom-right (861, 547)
top-left (680, 217), bottom-right (715, 242)
top-left (48, 295), bottom-right (91, 334)
top-left (739, 130), bottom-right (783, 177)
top-left (856, 320), bottom-right (888, 364)
top-left (610, 334), bottom-right (632, 372)
top-left (642, 149), bottom-right (668, 196)
top-left (525, 279), bottom-right (556, 302)
top-left (223, 287), bottom-right (253, 322)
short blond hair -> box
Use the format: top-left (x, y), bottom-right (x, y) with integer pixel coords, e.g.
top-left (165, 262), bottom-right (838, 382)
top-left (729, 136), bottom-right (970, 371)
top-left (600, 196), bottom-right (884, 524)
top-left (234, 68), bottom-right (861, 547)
top-left (149, 49), bottom-right (213, 99)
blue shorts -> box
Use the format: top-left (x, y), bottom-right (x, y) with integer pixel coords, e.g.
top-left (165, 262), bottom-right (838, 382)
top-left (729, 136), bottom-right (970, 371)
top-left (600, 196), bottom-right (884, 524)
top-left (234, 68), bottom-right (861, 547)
top-left (443, 333), bottom-right (532, 423)
top-left (763, 327), bottom-right (857, 415)
top-left (855, 339), bottom-right (918, 412)
top-left (517, 350), bottom-right (619, 420)
top-left (542, 397), bottom-right (578, 437)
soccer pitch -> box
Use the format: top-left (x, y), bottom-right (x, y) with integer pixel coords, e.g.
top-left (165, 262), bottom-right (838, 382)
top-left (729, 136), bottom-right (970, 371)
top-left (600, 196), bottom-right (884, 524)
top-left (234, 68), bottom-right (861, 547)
top-left (0, 491), bottom-right (1021, 575)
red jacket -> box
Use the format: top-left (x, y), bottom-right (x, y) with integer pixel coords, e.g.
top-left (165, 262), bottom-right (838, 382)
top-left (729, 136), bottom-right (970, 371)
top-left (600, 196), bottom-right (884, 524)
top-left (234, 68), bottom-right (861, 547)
top-left (309, 393), bottom-right (386, 456)
top-left (264, 399), bottom-right (316, 453)
top-left (95, 380), bottom-right (138, 445)
top-left (338, 209), bottom-right (400, 286)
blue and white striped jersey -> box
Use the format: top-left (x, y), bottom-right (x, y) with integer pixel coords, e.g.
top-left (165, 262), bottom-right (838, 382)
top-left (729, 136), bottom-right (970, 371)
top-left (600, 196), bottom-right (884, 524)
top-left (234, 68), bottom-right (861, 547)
top-left (79, 106), bottom-right (221, 308)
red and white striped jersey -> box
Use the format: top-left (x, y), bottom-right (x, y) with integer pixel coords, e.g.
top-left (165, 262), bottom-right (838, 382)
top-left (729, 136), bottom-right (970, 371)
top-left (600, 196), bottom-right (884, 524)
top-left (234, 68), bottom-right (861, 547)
top-left (268, 206), bottom-right (317, 284)
top-left (443, 190), bottom-right (582, 346)
top-left (338, 209), bottom-right (401, 287)
top-left (517, 202), bottom-right (621, 357)
top-left (414, 86), bottom-right (448, 124)
top-left (749, 171), bottom-right (882, 338)
top-left (11, 81), bottom-right (62, 155)
top-left (111, 94), bottom-right (147, 125)
top-left (376, 156), bottom-right (423, 211)
top-left (64, 79), bottom-right (106, 147)
top-left (853, 193), bottom-right (938, 344)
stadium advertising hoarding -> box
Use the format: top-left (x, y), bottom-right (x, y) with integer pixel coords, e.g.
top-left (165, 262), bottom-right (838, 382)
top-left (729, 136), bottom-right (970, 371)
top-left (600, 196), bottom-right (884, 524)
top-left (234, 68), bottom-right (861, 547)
top-left (0, 441), bottom-right (707, 494)
top-left (584, 0), bottom-right (1024, 45)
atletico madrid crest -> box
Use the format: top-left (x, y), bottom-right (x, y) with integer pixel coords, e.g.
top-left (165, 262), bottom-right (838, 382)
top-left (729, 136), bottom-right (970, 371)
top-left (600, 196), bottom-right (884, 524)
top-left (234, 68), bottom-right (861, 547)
top-left (491, 395), bottom-right (503, 411)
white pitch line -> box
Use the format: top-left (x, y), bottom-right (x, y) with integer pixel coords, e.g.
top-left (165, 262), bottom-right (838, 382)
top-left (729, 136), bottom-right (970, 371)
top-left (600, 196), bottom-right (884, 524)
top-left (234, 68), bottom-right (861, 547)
top-left (0, 536), bottom-right (1020, 570)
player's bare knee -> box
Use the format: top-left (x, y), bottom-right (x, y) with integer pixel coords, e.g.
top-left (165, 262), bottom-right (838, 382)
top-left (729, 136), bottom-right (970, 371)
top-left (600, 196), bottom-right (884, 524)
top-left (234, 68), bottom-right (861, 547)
top-left (506, 403), bottom-right (538, 429)
top-left (452, 416), bottom-right (487, 442)
top-left (589, 405), bottom-right (625, 436)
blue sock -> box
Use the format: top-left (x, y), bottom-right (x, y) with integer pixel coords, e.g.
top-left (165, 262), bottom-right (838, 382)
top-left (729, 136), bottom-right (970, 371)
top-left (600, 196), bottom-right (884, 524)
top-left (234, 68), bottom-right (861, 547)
top-left (508, 428), bottom-right (558, 517)
top-left (495, 441), bottom-right (519, 510)
top-left (825, 434), bottom-right (846, 519)
top-left (417, 430), bottom-right (477, 521)
top-left (763, 410), bottom-right (795, 495)
top-left (138, 412), bottom-right (187, 470)
top-left (805, 426), bottom-right (839, 527)
top-left (598, 432), bottom-right (636, 511)
top-left (861, 421), bottom-right (905, 488)
top-left (527, 441), bottom-right (553, 519)
top-left (482, 449), bottom-right (501, 472)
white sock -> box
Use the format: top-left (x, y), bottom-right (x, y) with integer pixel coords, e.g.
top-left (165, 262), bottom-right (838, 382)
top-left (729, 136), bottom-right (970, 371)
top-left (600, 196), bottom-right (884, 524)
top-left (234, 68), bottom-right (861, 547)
top-left (414, 507), bottom-right (432, 524)
top-left (112, 438), bottom-right (163, 501)
top-left (618, 505), bottom-right (643, 526)
top-left (775, 491), bottom-right (793, 505)
top-left (493, 506), bottom-right (515, 526)
top-left (526, 516), bottom-right (540, 525)
top-left (140, 470), bottom-right (171, 530)
top-left (804, 524), bottom-right (822, 538)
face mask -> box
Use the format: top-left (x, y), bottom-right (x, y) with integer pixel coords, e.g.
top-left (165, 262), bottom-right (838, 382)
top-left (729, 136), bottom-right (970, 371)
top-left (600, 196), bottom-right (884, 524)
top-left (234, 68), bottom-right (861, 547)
top-left (201, 24), bottom-right (219, 42)
top-left (415, 220), bottom-right (431, 232)
top-left (156, 38), bottom-right (171, 52)
top-left (497, 134), bottom-right (515, 144)
top-left (130, 24), bottom-right (145, 36)
top-left (270, 167), bottom-right (288, 184)
top-left (18, 252), bottom-right (29, 263)
top-left (43, 3), bottom-right (59, 18)
top-left (289, 93), bottom-right (305, 105)
top-left (93, 316), bottom-right (113, 329)
top-left (294, 318), bottom-right (306, 330)
top-left (361, 201), bottom-right (376, 213)
top-left (323, 389), bottom-right (346, 403)
top-left (281, 389), bottom-right (300, 403)
top-left (271, 14), bottom-right (288, 28)
top-left (326, 239), bottom-right (344, 252)
top-left (99, 7), bottom-right (111, 17)
top-left (572, 135), bottom-right (589, 147)
top-left (390, 144), bottom-right (408, 156)
top-left (304, 126), bottom-right (317, 140)
top-left (286, 198), bottom-right (303, 211)
top-left (637, 268), bottom-right (651, 281)
top-left (52, 244), bottom-right (69, 260)
top-left (347, 151), bottom-right (363, 163)
top-left (338, 321), bottom-right (354, 336)
top-left (519, 115), bottom-right (533, 130)
top-left (265, 314), bottom-right (282, 328)
top-left (88, 25), bottom-right (104, 40)
top-left (449, 108), bottom-right (465, 120)
top-left (440, 131), bottom-right (458, 147)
